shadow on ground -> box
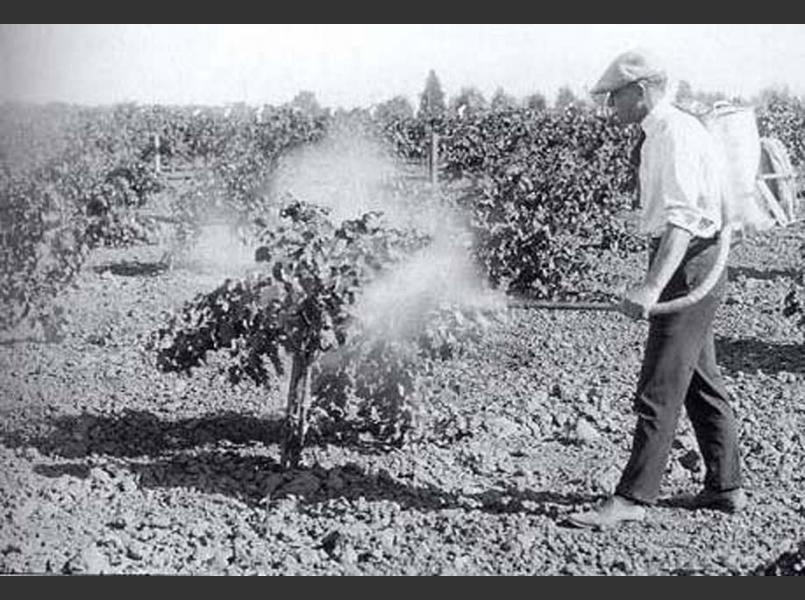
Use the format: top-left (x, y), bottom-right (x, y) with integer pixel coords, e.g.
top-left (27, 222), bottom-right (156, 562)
top-left (2, 410), bottom-right (284, 459)
top-left (716, 337), bottom-right (805, 376)
top-left (32, 451), bottom-right (604, 518)
top-left (0, 337), bottom-right (57, 347)
top-left (728, 266), bottom-right (801, 283)
top-left (7, 410), bottom-right (603, 518)
top-left (93, 261), bottom-right (170, 278)
top-left (0, 409), bottom-right (410, 461)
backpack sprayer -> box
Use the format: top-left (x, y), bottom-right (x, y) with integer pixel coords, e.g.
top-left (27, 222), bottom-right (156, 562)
top-left (513, 102), bottom-right (800, 317)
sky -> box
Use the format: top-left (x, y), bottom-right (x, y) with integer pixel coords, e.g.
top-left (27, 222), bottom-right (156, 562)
top-left (1, 24), bottom-right (804, 109)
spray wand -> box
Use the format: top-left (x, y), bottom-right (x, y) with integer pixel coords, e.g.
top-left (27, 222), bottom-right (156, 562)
top-left (508, 224), bottom-right (735, 317)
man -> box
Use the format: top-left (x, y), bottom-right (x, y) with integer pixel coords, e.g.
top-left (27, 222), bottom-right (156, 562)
top-left (568, 49), bottom-right (746, 530)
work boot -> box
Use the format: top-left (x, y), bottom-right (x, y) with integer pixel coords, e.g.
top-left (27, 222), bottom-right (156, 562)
top-left (690, 488), bottom-right (748, 514)
top-left (566, 496), bottom-right (647, 530)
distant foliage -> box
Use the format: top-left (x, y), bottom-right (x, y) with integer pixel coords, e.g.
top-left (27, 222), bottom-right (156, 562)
top-left (380, 91), bottom-right (805, 300)
top-left (0, 102), bottom-right (329, 333)
top-left (555, 86), bottom-right (582, 111)
top-left (374, 96), bottom-right (415, 123)
top-left (0, 104), bottom-right (167, 332)
top-left (163, 104), bottom-right (329, 258)
top-left (449, 87), bottom-right (489, 118)
top-left (377, 105), bottom-right (642, 298)
top-left (490, 88), bottom-right (519, 113)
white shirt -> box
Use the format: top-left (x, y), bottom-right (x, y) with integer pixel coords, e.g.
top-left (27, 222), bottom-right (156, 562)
top-left (639, 101), bottom-right (725, 239)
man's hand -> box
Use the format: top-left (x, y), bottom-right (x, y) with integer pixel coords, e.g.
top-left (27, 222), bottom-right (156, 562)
top-left (619, 285), bottom-right (662, 321)
top-left (619, 225), bottom-right (692, 321)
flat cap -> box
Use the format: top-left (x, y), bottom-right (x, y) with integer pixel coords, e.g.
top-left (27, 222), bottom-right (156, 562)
top-left (591, 48), bottom-right (667, 95)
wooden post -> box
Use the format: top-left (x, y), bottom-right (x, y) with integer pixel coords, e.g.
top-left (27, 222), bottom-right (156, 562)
top-left (280, 352), bottom-right (313, 470)
top-left (429, 124), bottom-right (439, 188)
top-left (154, 133), bottom-right (161, 175)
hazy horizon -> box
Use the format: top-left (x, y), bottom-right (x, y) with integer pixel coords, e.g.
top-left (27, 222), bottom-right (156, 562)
top-left (2, 24), bottom-right (804, 109)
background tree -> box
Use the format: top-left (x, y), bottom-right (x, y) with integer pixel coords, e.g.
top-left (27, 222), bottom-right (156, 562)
top-left (555, 86), bottom-right (579, 111)
top-left (755, 85), bottom-right (798, 108)
top-left (449, 86), bottom-right (488, 118)
top-left (374, 96), bottom-right (415, 123)
top-left (418, 70), bottom-right (447, 121)
top-left (290, 91), bottom-right (327, 117)
top-left (524, 92), bottom-right (547, 112)
top-left (490, 87), bottom-right (519, 113)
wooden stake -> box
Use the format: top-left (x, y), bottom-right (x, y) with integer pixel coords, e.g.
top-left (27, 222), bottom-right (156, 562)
top-left (429, 127), bottom-right (439, 188)
top-left (154, 134), bottom-right (161, 174)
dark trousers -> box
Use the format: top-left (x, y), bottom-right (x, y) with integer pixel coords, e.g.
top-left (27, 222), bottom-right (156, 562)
top-left (615, 236), bottom-right (743, 505)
